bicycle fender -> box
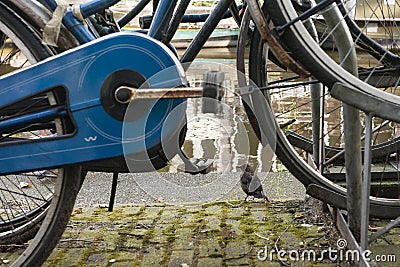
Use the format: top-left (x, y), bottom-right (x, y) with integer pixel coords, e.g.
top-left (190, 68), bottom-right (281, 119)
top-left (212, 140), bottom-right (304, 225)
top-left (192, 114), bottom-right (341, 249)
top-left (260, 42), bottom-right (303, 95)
top-left (4, 0), bottom-right (79, 49)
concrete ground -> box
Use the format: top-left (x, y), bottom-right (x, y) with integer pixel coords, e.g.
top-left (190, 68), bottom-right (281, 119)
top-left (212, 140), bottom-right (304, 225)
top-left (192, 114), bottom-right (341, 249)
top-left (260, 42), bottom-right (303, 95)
top-left (75, 171), bottom-right (306, 206)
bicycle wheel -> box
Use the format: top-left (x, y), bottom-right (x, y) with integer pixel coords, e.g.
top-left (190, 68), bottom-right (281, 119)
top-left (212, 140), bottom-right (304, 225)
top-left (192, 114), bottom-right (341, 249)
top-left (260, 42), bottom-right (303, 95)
top-left (0, 3), bottom-right (55, 244)
top-left (265, 0), bottom-right (400, 121)
top-left (239, 5), bottom-right (400, 219)
top-left (0, 3), bottom-right (83, 266)
top-left (249, 4), bottom-right (400, 167)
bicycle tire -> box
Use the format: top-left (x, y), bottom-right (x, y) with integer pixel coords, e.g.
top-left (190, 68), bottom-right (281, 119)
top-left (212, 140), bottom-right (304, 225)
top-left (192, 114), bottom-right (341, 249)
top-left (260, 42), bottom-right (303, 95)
top-left (0, 3), bottom-right (83, 266)
top-left (266, 0), bottom-right (400, 121)
top-left (242, 5), bottom-right (400, 219)
top-left (2, 0), bottom-right (79, 52)
top-left (0, 1), bottom-right (55, 244)
top-left (10, 167), bottom-right (82, 266)
top-left (247, 8), bottom-right (400, 166)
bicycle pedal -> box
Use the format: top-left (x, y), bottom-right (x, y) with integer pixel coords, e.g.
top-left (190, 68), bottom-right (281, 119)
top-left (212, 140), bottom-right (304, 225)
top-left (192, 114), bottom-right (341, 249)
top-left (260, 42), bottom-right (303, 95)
top-left (177, 146), bottom-right (214, 174)
top-left (202, 71), bottom-right (225, 114)
top-left (37, 170), bottom-right (57, 179)
top-left (179, 158), bottom-right (214, 175)
top-left (139, 15), bottom-right (153, 29)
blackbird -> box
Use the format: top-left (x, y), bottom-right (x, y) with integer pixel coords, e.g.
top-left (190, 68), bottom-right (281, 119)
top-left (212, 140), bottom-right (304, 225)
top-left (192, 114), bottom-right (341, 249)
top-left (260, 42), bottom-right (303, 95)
top-left (238, 164), bottom-right (269, 201)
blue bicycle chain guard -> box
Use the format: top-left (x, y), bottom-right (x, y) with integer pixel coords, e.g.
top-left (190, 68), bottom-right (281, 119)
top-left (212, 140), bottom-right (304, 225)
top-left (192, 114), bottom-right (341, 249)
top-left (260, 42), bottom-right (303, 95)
top-left (0, 32), bottom-right (187, 174)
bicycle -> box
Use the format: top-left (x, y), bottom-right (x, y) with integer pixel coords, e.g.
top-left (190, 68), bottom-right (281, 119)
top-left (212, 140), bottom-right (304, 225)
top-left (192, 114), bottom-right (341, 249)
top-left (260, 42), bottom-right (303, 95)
top-left (238, 0), bottom-right (400, 244)
top-left (0, 0), bottom-right (249, 265)
top-left (238, 0), bottom-right (400, 219)
top-left (1, 0), bottom-right (400, 265)
top-left (0, 0), bottom-right (246, 246)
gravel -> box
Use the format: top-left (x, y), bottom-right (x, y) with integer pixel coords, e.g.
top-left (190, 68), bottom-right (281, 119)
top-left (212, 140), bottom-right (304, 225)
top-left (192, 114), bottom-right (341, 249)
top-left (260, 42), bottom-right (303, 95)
top-left (75, 171), bottom-right (306, 207)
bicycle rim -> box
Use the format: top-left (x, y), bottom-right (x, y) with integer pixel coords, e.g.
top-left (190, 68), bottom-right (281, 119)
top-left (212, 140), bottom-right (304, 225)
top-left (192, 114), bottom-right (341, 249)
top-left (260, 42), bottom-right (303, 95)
top-left (0, 3), bottom-right (82, 265)
top-left (243, 4), bottom-right (400, 219)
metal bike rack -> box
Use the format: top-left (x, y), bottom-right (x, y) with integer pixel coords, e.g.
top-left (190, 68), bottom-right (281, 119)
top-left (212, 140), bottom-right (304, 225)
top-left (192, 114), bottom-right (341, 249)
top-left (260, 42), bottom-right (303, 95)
top-left (322, 1), bottom-right (363, 243)
top-left (323, 2), bottom-right (399, 266)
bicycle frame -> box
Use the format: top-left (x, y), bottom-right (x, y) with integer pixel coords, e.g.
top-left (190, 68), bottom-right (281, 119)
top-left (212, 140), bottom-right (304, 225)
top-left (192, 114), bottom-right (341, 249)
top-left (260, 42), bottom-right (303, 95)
top-left (41, 0), bottom-right (241, 63)
top-left (0, 0), bottom-right (245, 174)
top-left (0, 0), bottom-right (244, 174)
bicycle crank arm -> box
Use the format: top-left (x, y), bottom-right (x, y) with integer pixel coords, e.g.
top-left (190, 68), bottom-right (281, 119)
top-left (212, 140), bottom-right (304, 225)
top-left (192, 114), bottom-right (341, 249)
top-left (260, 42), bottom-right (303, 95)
top-left (114, 86), bottom-right (204, 104)
top-left (114, 69), bottom-right (226, 103)
top-left (0, 33), bottom-right (188, 175)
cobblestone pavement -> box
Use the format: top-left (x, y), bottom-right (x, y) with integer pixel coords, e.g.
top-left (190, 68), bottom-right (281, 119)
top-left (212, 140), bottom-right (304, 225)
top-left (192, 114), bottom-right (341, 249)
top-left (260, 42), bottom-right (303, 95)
top-left (2, 169), bottom-right (399, 266)
top-left (2, 198), bottom-right (399, 266)
top-left (42, 199), bottom-right (344, 267)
